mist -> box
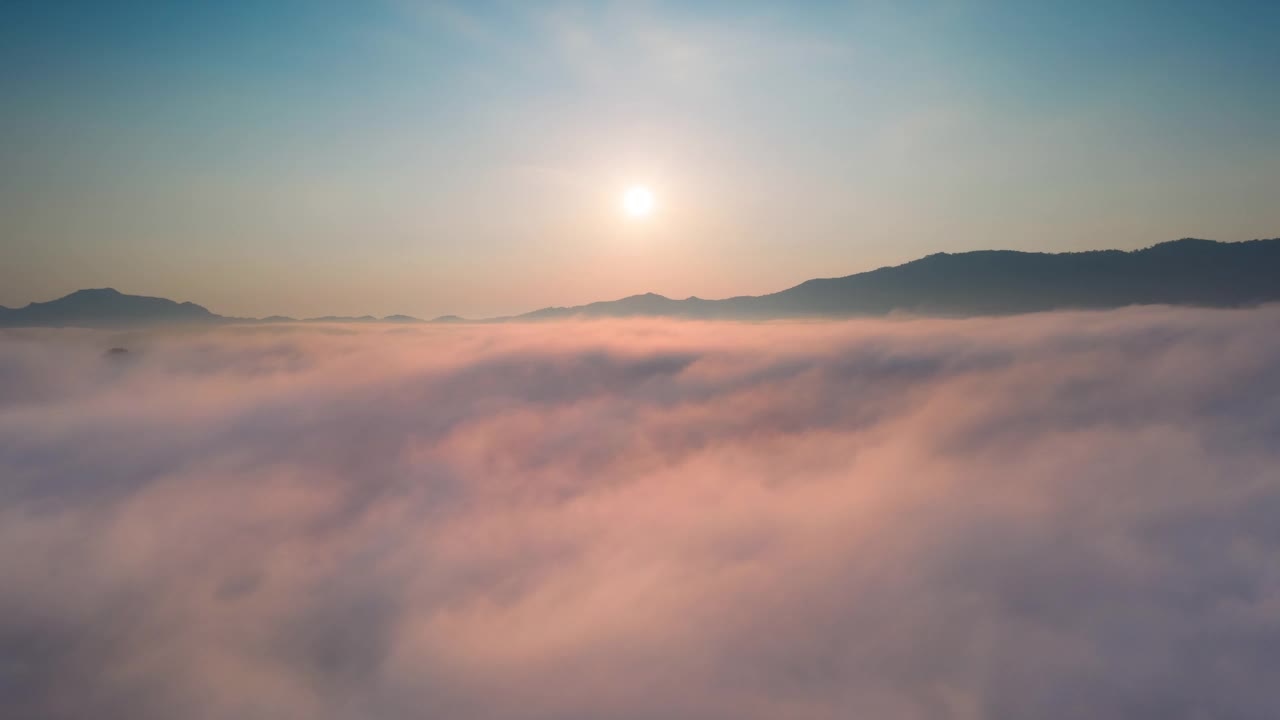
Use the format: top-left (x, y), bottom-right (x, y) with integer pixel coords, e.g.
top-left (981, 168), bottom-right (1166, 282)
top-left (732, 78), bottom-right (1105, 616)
top-left (3, 307), bottom-right (1280, 719)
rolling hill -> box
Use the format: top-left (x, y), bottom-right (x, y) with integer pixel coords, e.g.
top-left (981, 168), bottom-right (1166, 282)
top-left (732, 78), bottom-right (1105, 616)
top-left (3, 238), bottom-right (1277, 328)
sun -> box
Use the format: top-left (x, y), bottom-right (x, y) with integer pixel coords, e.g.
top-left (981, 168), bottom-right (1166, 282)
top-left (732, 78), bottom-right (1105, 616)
top-left (622, 185), bottom-right (655, 218)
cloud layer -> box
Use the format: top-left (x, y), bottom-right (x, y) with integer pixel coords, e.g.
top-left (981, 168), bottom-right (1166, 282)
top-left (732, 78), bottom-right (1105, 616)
top-left (3, 308), bottom-right (1280, 719)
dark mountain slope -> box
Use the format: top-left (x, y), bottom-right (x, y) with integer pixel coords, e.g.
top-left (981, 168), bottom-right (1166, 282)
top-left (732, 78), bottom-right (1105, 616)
top-left (520, 238), bottom-right (1280, 320)
top-left (0, 288), bottom-right (222, 328)
top-left (3, 238), bottom-right (1277, 327)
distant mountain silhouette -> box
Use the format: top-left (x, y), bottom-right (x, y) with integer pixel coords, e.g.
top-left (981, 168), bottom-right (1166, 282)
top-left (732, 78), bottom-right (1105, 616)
top-left (516, 238), bottom-right (1280, 320)
top-left (0, 288), bottom-right (219, 328)
top-left (3, 239), bottom-right (1277, 328)
top-left (300, 314), bottom-right (426, 323)
top-left (0, 292), bottom-right (427, 327)
top-left (302, 315), bottom-right (379, 323)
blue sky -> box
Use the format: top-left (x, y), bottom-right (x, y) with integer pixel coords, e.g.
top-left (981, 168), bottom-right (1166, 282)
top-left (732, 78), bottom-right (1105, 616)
top-left (3, 0), bottom-right (1278, 318)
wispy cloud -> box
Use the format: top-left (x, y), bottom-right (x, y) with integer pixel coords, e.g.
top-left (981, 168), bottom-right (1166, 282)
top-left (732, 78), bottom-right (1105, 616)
top-left (388, 0), bottom-right (849, 92)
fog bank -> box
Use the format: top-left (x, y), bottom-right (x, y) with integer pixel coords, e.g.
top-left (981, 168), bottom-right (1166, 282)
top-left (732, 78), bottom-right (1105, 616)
top-left (3, 307), bottom-right (1280, 719)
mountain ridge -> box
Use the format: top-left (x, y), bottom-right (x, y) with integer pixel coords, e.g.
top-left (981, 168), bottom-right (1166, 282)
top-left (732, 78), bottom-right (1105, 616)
top-left (510, 237), bottom-right (1280, 321)
top-left (3, 238), bottom-right (1278, 328)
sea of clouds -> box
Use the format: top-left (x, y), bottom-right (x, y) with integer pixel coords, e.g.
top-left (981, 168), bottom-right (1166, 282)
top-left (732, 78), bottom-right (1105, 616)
top-left (3, 306), bottom-right (1280, 719)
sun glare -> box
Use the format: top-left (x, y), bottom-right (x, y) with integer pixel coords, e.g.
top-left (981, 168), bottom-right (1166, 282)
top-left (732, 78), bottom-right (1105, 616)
top-left (622, 185), bottom-right (655, 218)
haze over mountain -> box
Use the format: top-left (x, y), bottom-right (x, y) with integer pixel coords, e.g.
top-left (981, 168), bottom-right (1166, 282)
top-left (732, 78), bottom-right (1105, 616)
top-left (0, 290), bottom-right (421, 328)
top-left (0, 288), bottom-right (220, 328)
top-left (2, 239), bottom-right (1277, 328)
top-left (521, 237), bottom-right (1280, 320)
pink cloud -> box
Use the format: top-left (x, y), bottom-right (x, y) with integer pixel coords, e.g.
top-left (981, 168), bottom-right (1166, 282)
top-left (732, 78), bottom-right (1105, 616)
top-left (2, 307), bottom-right (1280, 719)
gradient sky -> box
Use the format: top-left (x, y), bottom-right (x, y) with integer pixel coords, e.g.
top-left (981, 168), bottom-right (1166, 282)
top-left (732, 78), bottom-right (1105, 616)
top-left (3, 0), bottom-right (1279, 319)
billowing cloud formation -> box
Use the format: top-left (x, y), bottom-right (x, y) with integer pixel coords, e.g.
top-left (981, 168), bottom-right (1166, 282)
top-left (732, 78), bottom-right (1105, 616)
top-left (3, 308), bottom-right (1280, 719)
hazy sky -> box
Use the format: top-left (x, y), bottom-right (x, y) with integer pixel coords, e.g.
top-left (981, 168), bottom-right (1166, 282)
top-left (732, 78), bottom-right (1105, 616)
top-left (3, 0), bottom-right (1278, 318)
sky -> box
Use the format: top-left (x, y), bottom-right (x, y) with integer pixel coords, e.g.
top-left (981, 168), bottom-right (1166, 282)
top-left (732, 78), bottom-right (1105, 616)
top-left (2, 0), bottom-right (1279, 319)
